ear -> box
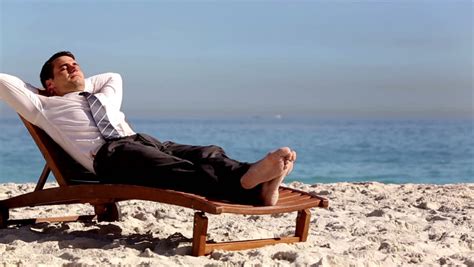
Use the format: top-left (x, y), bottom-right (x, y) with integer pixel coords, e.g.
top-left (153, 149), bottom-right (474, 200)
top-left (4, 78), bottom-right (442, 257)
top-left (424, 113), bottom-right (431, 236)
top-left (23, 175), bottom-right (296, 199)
top-left (45, 79), bottom-right (56, 96)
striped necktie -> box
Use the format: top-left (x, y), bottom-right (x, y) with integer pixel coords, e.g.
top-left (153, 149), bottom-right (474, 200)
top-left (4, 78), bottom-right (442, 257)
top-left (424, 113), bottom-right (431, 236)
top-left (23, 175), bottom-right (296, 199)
top-left (80, 92), bottom-right (121, 140)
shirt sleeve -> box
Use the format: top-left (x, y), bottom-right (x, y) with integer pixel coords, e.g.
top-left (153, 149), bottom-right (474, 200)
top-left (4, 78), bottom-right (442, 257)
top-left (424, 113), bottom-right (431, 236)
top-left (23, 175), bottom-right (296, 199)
top-left (0, 73), bottom-right (43, 123)
top-left (87, 73), bottom-right (123, 110)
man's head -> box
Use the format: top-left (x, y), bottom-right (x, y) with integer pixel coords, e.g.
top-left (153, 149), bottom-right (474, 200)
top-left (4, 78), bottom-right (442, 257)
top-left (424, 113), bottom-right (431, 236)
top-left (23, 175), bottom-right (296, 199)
top-left (40, 51), bottom-right (85, 96)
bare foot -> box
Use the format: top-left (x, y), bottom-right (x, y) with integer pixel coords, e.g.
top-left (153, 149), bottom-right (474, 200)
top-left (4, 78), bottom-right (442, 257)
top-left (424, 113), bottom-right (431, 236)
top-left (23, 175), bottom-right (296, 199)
top-left (260, 160), bottom-right (294, 205)
top-left (260, 150), bottom-right (296, 206)
top-left (240, 147), bottom-right (292, 189)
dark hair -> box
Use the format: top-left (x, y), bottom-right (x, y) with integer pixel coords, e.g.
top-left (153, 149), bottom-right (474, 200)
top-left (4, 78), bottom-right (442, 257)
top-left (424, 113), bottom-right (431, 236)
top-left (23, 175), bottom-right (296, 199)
top-left (40, 51), bottom-right (76, 88)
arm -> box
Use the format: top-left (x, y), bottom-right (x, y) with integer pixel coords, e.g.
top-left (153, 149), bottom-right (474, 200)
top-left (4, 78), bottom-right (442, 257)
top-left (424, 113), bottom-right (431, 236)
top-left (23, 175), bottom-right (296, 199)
top-left (0, 73), bottom-right (43, 123)
top-left (87, 73), bottom-right (123, 110)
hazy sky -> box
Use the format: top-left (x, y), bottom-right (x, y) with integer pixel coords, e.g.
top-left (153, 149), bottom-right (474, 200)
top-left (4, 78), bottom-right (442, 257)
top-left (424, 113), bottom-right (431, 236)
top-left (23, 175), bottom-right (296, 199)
top-left (0, 0), bottom-right (472, 118)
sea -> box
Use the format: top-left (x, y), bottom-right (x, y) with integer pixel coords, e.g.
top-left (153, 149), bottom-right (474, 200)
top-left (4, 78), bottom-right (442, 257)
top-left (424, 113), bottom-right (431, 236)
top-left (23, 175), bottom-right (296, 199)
top-left (0, 116), bottom-right (473, 185)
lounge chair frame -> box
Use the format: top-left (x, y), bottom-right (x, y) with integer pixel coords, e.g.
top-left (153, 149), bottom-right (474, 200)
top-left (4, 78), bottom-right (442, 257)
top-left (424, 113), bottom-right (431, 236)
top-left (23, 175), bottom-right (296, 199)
top-left (0, 116), bottom-right (328, 256)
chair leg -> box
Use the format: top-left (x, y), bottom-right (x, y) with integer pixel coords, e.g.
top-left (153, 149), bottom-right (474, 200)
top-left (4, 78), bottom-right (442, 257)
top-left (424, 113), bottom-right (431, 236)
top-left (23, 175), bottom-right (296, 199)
top-left (0, 207), bottom-right (8, 228)
top-left (94, 202), bottom-right (121, 222)
top-left (192, 212), bottom-right (208, 256)
top-left (295, 209), bottom-right (311, 242)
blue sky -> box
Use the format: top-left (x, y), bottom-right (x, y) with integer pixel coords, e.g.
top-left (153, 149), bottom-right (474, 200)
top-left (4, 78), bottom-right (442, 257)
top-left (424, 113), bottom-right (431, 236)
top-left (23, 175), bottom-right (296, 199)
top-left (0, 0), bottom-right (472, 118)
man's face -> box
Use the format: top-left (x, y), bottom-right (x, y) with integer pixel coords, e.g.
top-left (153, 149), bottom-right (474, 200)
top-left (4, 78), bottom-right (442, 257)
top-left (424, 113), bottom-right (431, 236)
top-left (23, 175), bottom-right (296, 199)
top-left (46, 56), bottom-right (85, 96)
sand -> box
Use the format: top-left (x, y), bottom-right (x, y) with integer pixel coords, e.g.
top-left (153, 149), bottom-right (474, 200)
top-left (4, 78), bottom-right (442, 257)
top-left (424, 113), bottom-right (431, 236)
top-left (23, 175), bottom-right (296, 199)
top-left (0, 182), bottom-right (472, 266)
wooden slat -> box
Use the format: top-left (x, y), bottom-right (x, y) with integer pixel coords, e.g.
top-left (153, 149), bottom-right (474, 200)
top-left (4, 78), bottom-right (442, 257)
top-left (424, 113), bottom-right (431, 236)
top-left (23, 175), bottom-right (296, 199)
top-left (7, 215), bottom-right (96, 226)
top-left (204, 236), bottom-right (301, 254)
top-left (278, 193), bottom-right (306, 202)
top-left (278, 190), bottom-right (294, 198)
top-left (278, 195), bottom-right (312, 205)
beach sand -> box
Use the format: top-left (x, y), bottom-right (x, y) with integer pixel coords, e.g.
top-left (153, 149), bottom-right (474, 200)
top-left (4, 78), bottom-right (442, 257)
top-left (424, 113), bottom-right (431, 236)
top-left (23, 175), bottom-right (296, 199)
top-left (0, 182), bottom-right (472, 266)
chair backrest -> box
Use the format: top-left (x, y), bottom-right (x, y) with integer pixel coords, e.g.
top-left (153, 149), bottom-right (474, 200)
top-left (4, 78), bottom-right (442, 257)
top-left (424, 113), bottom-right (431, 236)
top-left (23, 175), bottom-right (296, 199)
top-left (19, 115), bottom-right (99, 186)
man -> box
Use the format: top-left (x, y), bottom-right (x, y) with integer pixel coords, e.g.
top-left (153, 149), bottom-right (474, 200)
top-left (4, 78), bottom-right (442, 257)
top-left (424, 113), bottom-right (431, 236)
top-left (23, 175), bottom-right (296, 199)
top-left (0, 51), bottom-right (296, 205)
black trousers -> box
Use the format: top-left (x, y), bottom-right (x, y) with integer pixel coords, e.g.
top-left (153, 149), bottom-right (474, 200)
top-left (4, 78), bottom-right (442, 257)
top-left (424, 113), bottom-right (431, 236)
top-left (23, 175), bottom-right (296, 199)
top-left (93, 133), bottom-right (261, 204)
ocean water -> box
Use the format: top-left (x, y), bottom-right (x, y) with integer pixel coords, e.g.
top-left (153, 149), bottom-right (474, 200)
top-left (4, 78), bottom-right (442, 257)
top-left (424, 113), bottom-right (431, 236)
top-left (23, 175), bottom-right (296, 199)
top-left (0, 116), bottom-right (473, 184)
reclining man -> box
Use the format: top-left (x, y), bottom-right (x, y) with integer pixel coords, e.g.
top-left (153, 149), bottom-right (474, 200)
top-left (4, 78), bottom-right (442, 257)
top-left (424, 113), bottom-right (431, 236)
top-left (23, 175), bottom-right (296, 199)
top-left (0, 51), bottom-right (296, 205)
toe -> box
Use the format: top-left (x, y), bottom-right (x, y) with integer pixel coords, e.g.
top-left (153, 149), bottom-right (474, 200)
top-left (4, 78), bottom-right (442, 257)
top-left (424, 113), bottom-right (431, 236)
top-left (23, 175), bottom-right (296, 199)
top-left (274, 147), bottom-right (292, 157)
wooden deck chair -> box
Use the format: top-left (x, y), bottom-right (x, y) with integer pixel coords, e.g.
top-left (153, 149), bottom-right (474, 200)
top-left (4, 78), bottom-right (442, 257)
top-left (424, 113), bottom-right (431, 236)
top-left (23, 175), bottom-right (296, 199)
top-left (0, 116), bottom-right (329, 256)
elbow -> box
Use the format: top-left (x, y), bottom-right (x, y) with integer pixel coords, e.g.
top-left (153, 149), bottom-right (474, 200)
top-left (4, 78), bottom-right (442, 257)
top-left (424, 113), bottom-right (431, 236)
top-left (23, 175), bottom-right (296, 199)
top-left (110, 72), bottom-right (122, 83)
top-left (0, 73), bottom-right (15, 90)
top-left (0, 73), bottom-right (39, 96)
top-left (0, 73), bottom-right (14, 99)
top-left (0, 73), bottom-right (12, 85)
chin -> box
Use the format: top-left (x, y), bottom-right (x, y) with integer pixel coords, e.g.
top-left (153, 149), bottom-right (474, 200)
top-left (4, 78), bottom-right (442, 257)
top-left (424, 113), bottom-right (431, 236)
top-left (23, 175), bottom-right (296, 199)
top-left (72, 80), bottom-right (85, 88)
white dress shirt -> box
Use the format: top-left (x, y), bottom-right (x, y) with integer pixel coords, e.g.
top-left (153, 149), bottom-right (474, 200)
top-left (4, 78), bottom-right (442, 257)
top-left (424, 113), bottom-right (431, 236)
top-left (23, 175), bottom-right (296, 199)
top-left (0, 72), bottom-right (136, 173)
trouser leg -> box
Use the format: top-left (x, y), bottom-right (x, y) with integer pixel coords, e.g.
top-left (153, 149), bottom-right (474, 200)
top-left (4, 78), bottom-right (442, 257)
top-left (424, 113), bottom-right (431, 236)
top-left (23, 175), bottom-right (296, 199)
top-left (161, 141), bottom-right (260, 203)
top-left (94, 134), bottom-right (212, 195)
top-left (93, 134), bottom-right (261, 203)
top-left (162, 141), bottom-right (249, 183)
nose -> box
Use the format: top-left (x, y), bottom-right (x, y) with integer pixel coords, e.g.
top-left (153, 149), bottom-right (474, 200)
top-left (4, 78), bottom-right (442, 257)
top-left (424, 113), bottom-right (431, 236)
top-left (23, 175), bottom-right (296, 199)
top-left (67, 64), bottom-right (77, 73)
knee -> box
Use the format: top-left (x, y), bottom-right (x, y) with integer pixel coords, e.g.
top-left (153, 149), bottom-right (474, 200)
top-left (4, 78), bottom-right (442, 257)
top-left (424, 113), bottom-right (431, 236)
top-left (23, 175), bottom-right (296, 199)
top-left (203, 145), bottom-right (225, 158)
